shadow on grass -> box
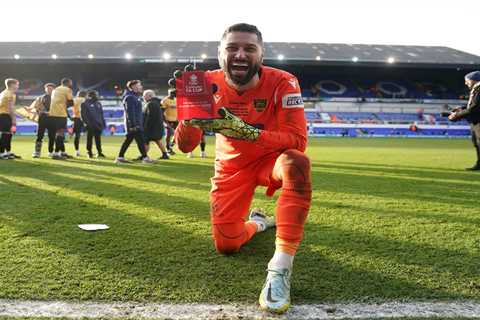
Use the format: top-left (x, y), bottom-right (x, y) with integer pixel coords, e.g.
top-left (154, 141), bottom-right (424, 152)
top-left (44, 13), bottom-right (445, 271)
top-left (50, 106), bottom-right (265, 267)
top-left (0, 160), bottom-right (477, 302)
top-left (311, 165), bottom-right (479, 208)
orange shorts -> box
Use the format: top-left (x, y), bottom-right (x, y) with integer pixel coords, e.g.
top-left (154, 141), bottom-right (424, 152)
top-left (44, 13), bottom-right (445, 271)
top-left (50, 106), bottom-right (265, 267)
top-left (210, 152), bottom-right (282, 225)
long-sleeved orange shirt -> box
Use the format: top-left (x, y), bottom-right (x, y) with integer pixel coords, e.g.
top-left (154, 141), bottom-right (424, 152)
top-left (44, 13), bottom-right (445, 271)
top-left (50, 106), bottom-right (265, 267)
top-left (175, 66), bottom-right (307, 173)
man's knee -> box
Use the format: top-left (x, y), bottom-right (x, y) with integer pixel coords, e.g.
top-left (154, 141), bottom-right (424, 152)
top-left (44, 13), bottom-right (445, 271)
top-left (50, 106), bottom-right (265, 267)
top-left (278, 149), bottom-right (311, 183)
top-left (212, 223), bottom-right (244, 255)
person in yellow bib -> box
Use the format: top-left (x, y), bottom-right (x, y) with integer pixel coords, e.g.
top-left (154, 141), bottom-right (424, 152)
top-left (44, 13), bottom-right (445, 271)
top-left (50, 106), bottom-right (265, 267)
top-left (0, 78), bottom-right (20, 160)
top-left (49, 78), bottom-right (74, 160)
top-left (71, 90), bottom-right (87, 156)
top-left (161, 93), bottom-right (177, 155)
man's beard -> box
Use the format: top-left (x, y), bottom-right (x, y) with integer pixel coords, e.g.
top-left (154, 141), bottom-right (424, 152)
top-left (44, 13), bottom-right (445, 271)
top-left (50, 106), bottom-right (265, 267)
top-left (225, 59), bottom-right (261, 86)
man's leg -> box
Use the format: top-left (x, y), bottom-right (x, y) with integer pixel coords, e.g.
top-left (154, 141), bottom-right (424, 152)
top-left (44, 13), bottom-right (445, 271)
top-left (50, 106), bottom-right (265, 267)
top-left (47, 117), bottom-right (56, 155)
top-left (259, 149), bottom-right (312, 313)
top-left (2, 115), bottom-right (13, 158)
top-left (73, 118), bottom-right (82, 154)
top-left (166, 122), bottom-right (174, 151)
top-left (200, 132), bottom-right (206, 158)
top-left (34, 114), bottom-right (47, 157)
top-left (270, 149), bottom-right (311, 262)
top-left (118, 133), bottom-right (134, 157)
top-left (86, 128), bottom-right (93, 157)
top-left (54, 129), bottom-right (65, 153)
top-left (468, 124), bottom-right (480, 170)
top-left (133, 131), bottom-right (148, 158)
top-left (94, 130), bottom-right (103, 155)
top-left (210, 172), bottom-right (259, 254)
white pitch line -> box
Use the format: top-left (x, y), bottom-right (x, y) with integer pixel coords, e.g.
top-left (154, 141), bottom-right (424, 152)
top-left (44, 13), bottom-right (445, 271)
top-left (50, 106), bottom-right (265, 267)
top-left (1, 300), bottom-right (480, 319)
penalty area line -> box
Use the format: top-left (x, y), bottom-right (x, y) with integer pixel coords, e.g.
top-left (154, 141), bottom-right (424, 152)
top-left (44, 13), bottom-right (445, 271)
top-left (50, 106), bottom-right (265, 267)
top-left (1, 299), bottom-right (480, 319)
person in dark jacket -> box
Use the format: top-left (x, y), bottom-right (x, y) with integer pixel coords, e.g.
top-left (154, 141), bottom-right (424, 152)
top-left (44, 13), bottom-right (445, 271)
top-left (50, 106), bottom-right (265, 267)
top-left (115, 80), bottom-right (154, 164)
top-left (31, 83), bottom-right (55, 158)
top-left (449, 71), bottom-right (480, 170)
top-left (81, 90), bottom-right (106, 159)
top-left (143, 90), bottom-right (169, 160)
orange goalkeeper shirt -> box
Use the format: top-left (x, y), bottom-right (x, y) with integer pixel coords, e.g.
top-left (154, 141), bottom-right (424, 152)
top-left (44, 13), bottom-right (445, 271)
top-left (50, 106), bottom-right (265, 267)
top-left (176, 66), bottom-right (307, 173)
top-left (209, 66), bottom-right (307, 171)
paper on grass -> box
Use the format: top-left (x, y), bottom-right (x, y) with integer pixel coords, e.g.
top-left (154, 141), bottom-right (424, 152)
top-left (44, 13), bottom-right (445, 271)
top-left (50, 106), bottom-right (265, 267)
top-left (78, 224), bottom-right (109, 231)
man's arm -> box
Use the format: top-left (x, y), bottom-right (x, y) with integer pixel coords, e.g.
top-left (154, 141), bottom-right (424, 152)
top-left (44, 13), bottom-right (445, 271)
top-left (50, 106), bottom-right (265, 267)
top-left (66, 89), bottom-right (74, 107)
top-left (26, 97), bottom-right (42, 112)
top-left (256, 79), bottom-right (307, 152)
top-left (454, 88), bottom-right (480, 120)
top-left (80, 102), bottom-right (88, 124)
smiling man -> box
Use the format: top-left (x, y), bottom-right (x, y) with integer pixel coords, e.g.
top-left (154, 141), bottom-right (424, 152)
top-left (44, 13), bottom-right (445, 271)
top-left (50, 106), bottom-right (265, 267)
top-left (173, 23), bottom-right (312, 313)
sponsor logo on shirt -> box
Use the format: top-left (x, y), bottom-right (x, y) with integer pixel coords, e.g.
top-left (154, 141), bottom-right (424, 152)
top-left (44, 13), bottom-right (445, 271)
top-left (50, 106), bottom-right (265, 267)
top-left (282, 93), bottom-right (304, 108)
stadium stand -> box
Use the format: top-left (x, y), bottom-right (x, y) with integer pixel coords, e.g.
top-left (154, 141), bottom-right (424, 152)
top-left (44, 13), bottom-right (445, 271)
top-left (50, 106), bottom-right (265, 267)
top-left (1, 41), bottom-right (478, 137)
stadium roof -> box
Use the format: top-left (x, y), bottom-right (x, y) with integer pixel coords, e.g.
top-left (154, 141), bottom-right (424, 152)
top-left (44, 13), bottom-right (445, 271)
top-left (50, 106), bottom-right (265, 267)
top-left (1, 41), bottom-right (479, 67)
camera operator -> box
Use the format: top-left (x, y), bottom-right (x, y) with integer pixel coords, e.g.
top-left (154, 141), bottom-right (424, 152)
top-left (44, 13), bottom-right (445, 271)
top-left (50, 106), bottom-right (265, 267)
top-left (449, 71), bottom-right (480, 170)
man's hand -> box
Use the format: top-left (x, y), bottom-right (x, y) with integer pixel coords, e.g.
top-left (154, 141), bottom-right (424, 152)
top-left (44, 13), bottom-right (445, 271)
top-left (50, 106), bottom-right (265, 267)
top-left (128, 126), bottom-right (140, 133)
top-left (448, 112), bottom-right (459, 121)
top-left (185, 107), bottom-right (260, 141)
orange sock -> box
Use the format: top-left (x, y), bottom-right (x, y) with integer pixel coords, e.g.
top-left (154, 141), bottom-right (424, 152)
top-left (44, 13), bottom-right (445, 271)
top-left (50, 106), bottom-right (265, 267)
top-left (274, 150), bottom-right (312, 256)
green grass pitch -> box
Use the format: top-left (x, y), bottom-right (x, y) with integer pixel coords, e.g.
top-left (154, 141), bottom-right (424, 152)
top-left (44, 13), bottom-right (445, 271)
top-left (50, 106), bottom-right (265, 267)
top-left (0, 136), bottom-right (479, 304)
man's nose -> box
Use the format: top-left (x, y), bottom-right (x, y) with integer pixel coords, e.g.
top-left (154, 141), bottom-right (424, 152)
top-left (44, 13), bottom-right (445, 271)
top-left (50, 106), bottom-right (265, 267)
top-left (234, 48), bottom-right (247, 59)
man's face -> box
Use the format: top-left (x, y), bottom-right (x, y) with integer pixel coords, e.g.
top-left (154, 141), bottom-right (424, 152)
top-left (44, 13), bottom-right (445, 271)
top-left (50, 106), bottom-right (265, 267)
top-left (45, 86), bottom-right (54, 95)
top-left (465, 79), bottom-right (476, 89)
top-left (218, 31), bottom-right (263, 86)
top-left (10, 82), bottom-right (19, 92)
top-left (143, 92), bottom-right (152, 101)
top-left (132, 82), bottom-right (143, 94)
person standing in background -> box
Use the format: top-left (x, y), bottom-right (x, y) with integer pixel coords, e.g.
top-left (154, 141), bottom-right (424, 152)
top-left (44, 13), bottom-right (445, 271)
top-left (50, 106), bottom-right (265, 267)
top-left (143, 90), bottom-right (169, 160)
top-left (49, 78), bottom-right (75, 160)
top-left (72, 90), bottom-right (87, 156)
top-left (31, 83), bottom-right (55, 158)
top-left (115, 80), bottom-right (154, 164)
top-left (0, 78), bottom-right (20, 160)
top-left (448, 71), bottom-right (480, 170)
top-left (81, 90), bottom-right (106, 159)
top-left (161, 91), bottom-right (178, 155)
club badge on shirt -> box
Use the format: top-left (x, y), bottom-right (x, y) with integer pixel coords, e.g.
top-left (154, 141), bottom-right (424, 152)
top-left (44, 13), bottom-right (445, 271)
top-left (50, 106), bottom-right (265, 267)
top-left (253, 99), bottom-right (267, 112)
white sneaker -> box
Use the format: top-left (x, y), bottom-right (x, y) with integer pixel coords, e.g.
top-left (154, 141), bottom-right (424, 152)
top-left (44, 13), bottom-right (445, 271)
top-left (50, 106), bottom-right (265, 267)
top-left (142, 156), bottom-right (155, 164)
top-left (48, 152), bottom-right (54, 158)
top-left (259, 267), bottom-right (292, 314)
top-left (200, 151), bottom-right (207, 158)
top-left (249, 208), bottom-right (275, 232)
top-left (114, 157), bottom-right (132, 164)
top-left (75, 150), bottom-right (81, 157)
top-left (187, 152), bottom-right (194, 158)
top-left (32, 152), bottom-right (40, 158)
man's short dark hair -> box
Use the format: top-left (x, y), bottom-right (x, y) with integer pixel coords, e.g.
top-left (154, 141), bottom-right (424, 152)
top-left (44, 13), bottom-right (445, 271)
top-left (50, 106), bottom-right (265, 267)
top-left (44, 83), bottom-right (55, 89)
top-left (77, 90), bottom-right (87, 98)
top-left (61, 78), bottom-right (72, 86)
top-left (221, 23), bottom-right (263, 45)
top-left (126, 80), bottom-right (141, 90)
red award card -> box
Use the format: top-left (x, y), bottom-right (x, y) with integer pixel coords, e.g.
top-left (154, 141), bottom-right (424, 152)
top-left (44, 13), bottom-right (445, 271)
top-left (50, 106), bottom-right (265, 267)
top-left (176, 70), bottom-right (215, 120)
